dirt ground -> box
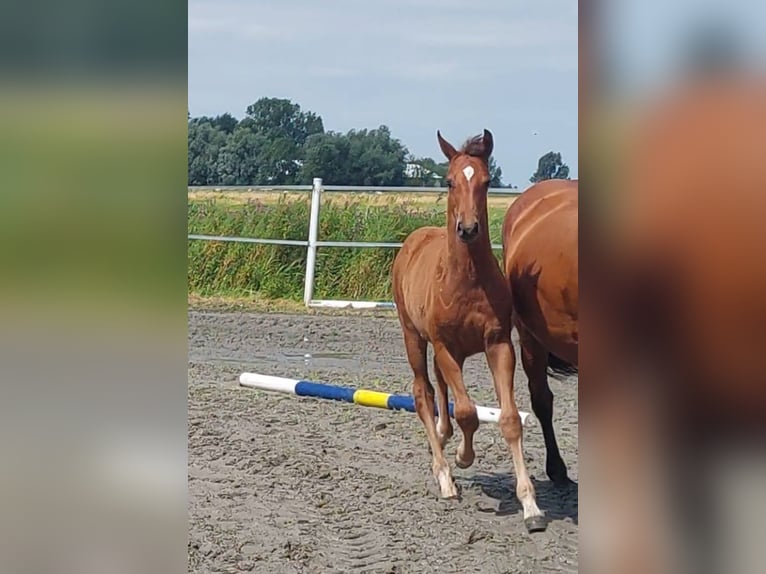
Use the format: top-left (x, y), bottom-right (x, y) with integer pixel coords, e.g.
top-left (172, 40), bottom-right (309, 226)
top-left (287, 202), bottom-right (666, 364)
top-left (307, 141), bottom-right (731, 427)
top-left (188, 308), bottom-right (578, 573)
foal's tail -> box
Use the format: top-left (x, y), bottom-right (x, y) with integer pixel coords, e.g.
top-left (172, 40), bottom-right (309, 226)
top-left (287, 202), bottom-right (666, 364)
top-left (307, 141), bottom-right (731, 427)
top-left (547, 353), bottom-right (578, 379)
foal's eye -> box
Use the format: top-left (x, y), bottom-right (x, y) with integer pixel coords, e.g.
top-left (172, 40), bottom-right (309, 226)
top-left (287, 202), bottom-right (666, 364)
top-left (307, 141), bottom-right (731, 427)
top-left (445, 178), bottom-right (454, 189)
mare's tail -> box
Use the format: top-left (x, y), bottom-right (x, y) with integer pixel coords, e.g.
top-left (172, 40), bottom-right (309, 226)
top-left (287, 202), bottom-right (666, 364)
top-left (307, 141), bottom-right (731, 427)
top-left (547, 352), bottom-right (578, 379)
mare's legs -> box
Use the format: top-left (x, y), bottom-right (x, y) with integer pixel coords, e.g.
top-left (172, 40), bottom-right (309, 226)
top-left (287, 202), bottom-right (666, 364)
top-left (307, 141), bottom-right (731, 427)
top-left (517, 322), bottom-right (571, 485)
top-left (485, 338), bottom-right (545, 531)
top-left (433, 345), bottom-right (477, 469)
top-left (402, 328), bottom-right (457, 498)
top-left (433, 358), bottom-right (453, 448)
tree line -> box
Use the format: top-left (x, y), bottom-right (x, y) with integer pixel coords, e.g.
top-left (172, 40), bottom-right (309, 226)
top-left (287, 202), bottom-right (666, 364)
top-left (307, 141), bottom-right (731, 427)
top-left (188, 97), bottom-right (570, 187)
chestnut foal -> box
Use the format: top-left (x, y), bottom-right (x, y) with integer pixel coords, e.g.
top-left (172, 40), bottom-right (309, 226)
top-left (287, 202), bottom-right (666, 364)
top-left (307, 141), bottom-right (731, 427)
top-left (392, 129), bottom-right (545, 532)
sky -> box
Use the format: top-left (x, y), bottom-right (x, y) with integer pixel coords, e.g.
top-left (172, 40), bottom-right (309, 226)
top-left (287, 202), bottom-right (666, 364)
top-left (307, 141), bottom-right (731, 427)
top-left (188, 0), bottom-right (578, 187)
top-left (602, 0), bottom-right (766, 97)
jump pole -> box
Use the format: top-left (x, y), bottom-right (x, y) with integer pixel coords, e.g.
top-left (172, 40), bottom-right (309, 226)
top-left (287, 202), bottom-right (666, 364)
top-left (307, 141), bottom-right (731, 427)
top-left (239, 372), bottom-right (530, 426)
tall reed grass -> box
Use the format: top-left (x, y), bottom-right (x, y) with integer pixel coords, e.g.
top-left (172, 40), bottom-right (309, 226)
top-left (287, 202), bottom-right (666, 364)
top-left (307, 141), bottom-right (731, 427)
top-left (188, 195), bottom-right (507, 301)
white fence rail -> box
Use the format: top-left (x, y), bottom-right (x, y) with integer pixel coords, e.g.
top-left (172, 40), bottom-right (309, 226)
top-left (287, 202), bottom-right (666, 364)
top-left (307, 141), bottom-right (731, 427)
top-left (188, 179), bottom-right (521, 309)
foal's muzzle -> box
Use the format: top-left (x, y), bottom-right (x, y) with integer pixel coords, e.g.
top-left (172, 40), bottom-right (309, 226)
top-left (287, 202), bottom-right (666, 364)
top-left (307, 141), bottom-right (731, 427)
top-left (456, 220), bottom-right (480, 243)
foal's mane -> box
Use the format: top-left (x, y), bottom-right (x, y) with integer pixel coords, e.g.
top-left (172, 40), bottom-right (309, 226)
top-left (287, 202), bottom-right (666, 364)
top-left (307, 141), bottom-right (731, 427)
top-left (460, 134), bottom-right (489, 160)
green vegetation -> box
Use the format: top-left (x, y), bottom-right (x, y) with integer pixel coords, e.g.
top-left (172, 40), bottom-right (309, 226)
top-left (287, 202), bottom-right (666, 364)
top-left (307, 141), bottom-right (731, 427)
top-left (188, 97), bottom-right (541, 188)
top-left (188, 193), bottom-right (510, 302)
top-left (530, 151), bottom-right (570, 183)
top-left (187, 95), bottom-right (571, 303)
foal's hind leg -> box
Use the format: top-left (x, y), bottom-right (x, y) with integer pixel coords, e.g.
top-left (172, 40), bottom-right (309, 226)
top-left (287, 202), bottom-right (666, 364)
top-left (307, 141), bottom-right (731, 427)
top-left (402, 329), bottom-right (458, 498)
top-left (517, 323), bottom-right (571, 486)
top-left (433, 359), bottom-right (453, 448)
top-left (433, 344), bottom-right (478, 469)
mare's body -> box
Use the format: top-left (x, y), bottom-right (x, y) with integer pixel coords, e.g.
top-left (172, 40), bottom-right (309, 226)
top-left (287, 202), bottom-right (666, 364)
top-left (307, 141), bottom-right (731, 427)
top-left (502, 179), bottom-right (578, 484)
top-left (392, 130), bottom-right (545, 532)
top-left (582, 81), bottom-right (766, 572)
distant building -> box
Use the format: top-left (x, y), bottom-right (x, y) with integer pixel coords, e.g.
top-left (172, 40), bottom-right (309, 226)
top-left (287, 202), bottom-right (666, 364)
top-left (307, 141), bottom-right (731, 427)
top-left (404, 162), bottom-right (443, 186)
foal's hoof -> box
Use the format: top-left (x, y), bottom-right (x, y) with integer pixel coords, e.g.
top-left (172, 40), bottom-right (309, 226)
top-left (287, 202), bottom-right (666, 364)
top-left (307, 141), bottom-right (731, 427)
top-left (435, 467), bottom-right (459, 499)
top-left (524, 515), bottom-right (548, 533)
top-left (439, 483), bottom-right (460, 500)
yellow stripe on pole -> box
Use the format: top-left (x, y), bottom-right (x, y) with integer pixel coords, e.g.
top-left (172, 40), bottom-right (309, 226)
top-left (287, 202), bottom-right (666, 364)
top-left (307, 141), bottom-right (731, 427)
top-left (353, 389), bottom-right (391, 409)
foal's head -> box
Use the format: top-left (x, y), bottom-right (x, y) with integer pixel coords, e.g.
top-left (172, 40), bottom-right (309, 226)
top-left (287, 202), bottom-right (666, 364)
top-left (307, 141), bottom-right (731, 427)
top-left (437, 129), bottom-right (494, 244)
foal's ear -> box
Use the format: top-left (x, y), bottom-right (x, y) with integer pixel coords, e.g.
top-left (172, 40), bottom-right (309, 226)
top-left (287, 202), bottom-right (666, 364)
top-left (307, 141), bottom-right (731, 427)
top-left (437, 130), bottom-right (458, 161)
top-left (482, 129), bottom-right (494, 160)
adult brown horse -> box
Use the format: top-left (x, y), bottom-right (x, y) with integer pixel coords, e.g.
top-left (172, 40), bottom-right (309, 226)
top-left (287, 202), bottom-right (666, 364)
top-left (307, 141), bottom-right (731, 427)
top-left (501, 179), bottom-right (578, 486)
top-left (392, 129), bottom-right (545, 533)
top-left (578, 80), bottom-right (766, 574)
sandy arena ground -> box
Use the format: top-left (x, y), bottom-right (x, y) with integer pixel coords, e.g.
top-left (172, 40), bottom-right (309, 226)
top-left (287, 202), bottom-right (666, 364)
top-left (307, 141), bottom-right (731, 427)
top-left (188, 308), bottom-right (578, 573)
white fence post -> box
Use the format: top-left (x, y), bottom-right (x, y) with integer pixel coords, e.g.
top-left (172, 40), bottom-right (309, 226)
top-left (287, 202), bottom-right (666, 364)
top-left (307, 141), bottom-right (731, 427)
top-left (303, 177), bottom-right (322, 306)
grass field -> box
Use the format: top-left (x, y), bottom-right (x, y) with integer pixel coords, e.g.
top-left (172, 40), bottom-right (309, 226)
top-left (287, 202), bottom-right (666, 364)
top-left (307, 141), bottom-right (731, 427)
top-left (188, 190), bottom-right (516, 302)
top-left (188, 188), bottom-right (515, 209)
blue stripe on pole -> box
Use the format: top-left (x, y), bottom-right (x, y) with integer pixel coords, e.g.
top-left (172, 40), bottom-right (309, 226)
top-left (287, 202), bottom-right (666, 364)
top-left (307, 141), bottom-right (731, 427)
top-left (294, 380), bottom-right (459, 419)
top-left (295, 380), bottom-right (356, 403)
top-left (387, 395), bottom-right (457, 418)
top-left (386, 394), bottom-right (416, 413)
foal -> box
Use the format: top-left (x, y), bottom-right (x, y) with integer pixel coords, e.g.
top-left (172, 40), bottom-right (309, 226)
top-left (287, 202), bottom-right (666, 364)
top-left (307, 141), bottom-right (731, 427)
top-left (392, 129), bottom-right (545, 532)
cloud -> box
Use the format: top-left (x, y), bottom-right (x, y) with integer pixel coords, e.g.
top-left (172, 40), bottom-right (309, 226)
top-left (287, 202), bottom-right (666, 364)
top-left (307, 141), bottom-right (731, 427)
top-left (188, 0), bottom-right (578, 183)
top-left (378, 60), bottom-right (466, 80)
top-left (305, 66), bottom-right (356, 78)
top-left (414, 18), bottom-right (575, 50)
top-left (189, 12), bottom-right (296, 41)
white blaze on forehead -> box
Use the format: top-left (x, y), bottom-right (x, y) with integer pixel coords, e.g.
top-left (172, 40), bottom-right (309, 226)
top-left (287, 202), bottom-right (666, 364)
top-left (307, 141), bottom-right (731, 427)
top-left (462, 165), bottom-right (475, 182)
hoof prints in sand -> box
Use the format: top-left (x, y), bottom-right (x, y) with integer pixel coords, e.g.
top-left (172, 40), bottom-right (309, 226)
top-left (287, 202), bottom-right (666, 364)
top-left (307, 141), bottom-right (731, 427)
top-left (188, 310), bottom-right (578, 573)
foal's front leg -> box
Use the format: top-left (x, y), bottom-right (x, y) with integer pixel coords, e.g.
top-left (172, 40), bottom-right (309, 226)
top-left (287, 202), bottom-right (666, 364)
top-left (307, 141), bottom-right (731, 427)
top-left (485, 338), bottom-right (546, 532)
top-left (403, 331), bottom-right (458, 498)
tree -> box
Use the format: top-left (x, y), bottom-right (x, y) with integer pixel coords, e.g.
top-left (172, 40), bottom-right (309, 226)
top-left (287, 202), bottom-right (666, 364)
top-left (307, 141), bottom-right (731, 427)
top-left (214, 128), bottom-right (269, 185)
top-left (300, 125), bottom-right (408, 186)
top-left (234, 97), bottom-right (325, 184)
top-left (188, 119), bottom-right (227, 185)
top-left (488, 156), bottom-right (504, 188)
top-left (300, 132), bottom-right (351, 184)
top-left (346, 125), bottom-right (409, 186)
top-left (530, 151), bottom-right (570, 183)
top-left (245, 97), bottom-right (324, 145)
top-left (211, 113), bottom-right (237, 134)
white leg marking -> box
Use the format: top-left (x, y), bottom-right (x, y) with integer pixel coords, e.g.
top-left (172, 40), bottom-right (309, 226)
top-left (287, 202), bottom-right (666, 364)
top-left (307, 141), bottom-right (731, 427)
top-left (436, 465), bottom-right (458, 498)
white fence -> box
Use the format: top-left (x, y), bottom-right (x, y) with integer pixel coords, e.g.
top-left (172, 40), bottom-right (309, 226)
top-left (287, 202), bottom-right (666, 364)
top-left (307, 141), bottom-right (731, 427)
top-left (188, 179), bottom-right (521, 309)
